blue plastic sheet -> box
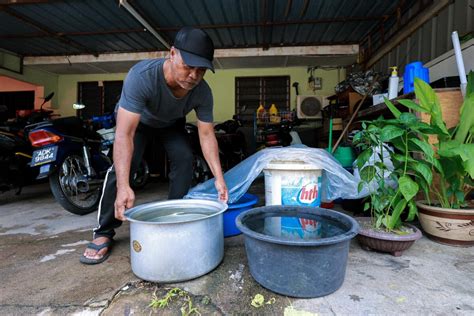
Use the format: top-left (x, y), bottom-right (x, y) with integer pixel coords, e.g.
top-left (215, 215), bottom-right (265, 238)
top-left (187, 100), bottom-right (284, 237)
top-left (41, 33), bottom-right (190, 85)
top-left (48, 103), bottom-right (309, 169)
top-left (185, 145), bottom-right (372, 204)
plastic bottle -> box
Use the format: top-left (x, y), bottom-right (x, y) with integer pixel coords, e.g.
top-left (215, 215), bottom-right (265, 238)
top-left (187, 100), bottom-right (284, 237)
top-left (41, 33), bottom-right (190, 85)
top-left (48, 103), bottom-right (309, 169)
top-left (269, 103), bottom-right (278, 116)
top-left (388, 66), bottom-right (399, 100)
top-left (256, 104), bottom-right (266, 123)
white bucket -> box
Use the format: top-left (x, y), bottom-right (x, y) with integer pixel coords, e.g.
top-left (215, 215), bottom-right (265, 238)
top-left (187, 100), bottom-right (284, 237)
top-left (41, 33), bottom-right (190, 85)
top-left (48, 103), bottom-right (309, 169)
top-left (263, 160), bottom-right (322, 207)
top-left (263, 160), bottom-right (323, 239)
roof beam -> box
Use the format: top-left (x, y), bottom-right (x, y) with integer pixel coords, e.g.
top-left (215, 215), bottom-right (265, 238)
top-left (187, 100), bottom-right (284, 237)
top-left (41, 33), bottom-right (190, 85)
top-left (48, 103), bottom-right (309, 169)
top-left (154, 16), bottom-right (385, 32)
top-left (119, 0), bottom-right (170, 49)
top-left (0, 0), bottom-right (59, 4)
top-left (24, 44), bottom-right (359, 65)
top-left (0, 28), bottom-right (146, 39)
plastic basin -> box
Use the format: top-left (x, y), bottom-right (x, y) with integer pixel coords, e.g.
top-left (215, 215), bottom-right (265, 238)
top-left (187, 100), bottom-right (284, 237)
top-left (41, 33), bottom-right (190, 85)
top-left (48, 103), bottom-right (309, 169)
top-left (236, 205), bottom-right (359, 298)
top-left (224, 193), bottom-right (258, 237)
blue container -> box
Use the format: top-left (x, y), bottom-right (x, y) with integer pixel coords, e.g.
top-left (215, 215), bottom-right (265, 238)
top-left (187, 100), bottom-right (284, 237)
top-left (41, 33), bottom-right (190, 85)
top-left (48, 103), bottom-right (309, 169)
top-left (403, 61), bottom-right (429, 94)
top-left (224, 193), bottom-right (258, 237)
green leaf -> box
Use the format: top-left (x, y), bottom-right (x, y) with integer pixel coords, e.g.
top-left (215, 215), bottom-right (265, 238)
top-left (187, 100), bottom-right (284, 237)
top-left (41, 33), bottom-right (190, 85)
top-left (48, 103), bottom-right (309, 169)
top-left (467, 71), bottom-right (474, 98)
top-left (461, 144), bottom-right (474, 178)
top-left (398, 99), bottom-right (429, 113)
top-left (406, 200), bottom-right (418, 222)
top-left (376, 215), bottom-right (383, 228)
top-left (439, 142), bottom-right (474, 177)
top-left (398, 176), bottom-right (419, 201)
top-left (399, 112), bottom-right (419, 126)
top-left (414, 78), bottom-right (450, 135)
top-left (410, 138), bottom-right (434, 157)
top-left (438, 139), bottom-right (462, 158)
top-left (360, 166), bottom-right (376, 183)
top-left (356, 147), bottom-right (373, 169)
top-left (357, 181), bottom-right (364, 193)
top-left (455, 94), bottom-right (474, 143)
top-left (409, 162), bottom-right (433, 185)
top-left (455, 190), bottom-right (465, 204)
top-left (384, 98), bottom-right (401, 118)
top-left (389, 198), bottom-right (407, 229)
top-left (380, 125), bottom-right (405, 141)
top-left (393, 153), bottom-right (417, 164)
top-left (352, 131), bottom-right (363, 144)
top-left (363, 202), bottom-right (370, 211)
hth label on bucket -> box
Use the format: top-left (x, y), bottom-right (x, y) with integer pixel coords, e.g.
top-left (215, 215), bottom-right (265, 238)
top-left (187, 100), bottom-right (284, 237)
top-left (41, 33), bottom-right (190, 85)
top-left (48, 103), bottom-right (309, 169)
top-left (281, 180), bottom-right (321, 207)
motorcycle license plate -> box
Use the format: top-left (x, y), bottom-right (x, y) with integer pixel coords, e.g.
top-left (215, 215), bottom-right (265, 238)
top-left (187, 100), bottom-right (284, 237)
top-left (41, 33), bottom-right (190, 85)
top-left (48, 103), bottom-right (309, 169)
top-left (31, 146), bottom-right (58, 166)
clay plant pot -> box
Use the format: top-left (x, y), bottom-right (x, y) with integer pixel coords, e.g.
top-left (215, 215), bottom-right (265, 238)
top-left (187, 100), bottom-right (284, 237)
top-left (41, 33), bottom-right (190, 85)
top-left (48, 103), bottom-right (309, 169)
top-left (416, 201), bottom-right (474, 247)
top-left (356, 217), bottom-right (422, 256)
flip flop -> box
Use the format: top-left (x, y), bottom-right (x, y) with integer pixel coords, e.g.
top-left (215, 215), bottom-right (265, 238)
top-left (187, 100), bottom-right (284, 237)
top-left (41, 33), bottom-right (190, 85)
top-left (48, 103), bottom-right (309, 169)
top-left (79, 240), bottom-right (113, 265)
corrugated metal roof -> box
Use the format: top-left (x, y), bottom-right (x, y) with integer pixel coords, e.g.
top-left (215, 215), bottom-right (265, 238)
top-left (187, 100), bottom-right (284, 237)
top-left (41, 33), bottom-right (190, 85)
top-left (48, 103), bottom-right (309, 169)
top-left (0, 0), bottom-right (417, 58)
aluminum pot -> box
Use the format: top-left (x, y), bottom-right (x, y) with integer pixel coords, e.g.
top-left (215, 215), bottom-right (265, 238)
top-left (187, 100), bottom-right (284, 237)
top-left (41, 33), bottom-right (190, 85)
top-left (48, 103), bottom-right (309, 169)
top-left (124, 199), bottom-right (227, 282)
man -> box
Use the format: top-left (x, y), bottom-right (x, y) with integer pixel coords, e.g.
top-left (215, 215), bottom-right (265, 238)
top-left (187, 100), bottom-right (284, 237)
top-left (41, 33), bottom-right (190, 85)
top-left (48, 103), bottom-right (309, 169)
top-left (80, 27), bottom-right (228, 264)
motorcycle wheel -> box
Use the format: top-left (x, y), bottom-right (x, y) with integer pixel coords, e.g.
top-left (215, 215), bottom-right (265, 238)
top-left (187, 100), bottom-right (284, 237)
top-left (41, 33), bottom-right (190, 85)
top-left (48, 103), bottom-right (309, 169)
top-left (131, 158), bottom-right (150, 189)
top-left (49, 154), bottom-right (102, 215)
top-left (193, 155), bottom-right (211, 185)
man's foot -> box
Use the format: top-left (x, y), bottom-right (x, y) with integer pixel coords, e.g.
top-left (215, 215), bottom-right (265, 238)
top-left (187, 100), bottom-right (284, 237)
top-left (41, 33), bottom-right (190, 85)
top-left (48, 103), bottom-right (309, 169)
top-left (80, 236), bottom-right (113, 265)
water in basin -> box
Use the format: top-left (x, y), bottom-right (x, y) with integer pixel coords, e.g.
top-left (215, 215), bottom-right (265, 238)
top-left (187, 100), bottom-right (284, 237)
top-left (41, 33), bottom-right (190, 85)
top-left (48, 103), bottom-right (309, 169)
top-left (130, 206), bottom-right (213, 223)
top-left (244, 213), bottom-right (348, 241)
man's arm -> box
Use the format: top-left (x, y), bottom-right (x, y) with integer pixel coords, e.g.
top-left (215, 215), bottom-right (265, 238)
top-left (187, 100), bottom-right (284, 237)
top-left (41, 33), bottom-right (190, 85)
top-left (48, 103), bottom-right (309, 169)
top-left (113, 107), bottom-right (141, 221)
top-left (197, 119), bottom-right (228, 202)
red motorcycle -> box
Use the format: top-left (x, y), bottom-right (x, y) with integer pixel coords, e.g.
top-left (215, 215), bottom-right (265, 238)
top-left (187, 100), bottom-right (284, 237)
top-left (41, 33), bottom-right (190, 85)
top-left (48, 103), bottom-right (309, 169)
top-left (0, 92), bottom-right (56, 194)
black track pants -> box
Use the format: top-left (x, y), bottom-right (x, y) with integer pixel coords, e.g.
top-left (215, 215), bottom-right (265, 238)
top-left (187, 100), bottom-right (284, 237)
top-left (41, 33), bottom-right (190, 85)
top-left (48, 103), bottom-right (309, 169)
top-left (93, 121), bottom-right (193, 239)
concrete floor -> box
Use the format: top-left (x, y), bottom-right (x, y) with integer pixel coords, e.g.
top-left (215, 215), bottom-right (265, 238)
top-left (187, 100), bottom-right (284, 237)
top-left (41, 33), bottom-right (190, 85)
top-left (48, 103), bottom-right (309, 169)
top-left (0, 179), bottom-right (473, 315)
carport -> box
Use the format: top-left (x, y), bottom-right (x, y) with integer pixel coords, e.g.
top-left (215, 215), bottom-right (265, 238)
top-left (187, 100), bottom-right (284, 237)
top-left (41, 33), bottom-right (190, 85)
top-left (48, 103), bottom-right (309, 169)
top-left (1, 0), bottom-right (473, 315)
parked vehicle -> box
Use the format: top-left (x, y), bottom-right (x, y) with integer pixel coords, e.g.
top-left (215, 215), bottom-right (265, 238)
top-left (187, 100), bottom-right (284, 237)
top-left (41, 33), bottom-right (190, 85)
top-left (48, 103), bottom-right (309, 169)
top-left (258, 111), bottom-right (301, 148)
top-left (92, 112), bottom-right (149, 189)
top-left (185, 113), bottom-right (247, 185)
top-left (27, 105), bottom-right (150, 215)
top-left (185, 122), bottom-right (212, 185)
top-left (214, 116), bottom-right (247, 170)
top-left (0, 93), bottom-right (56, 194)
top-left (28, 113), bottom-right (111, 215)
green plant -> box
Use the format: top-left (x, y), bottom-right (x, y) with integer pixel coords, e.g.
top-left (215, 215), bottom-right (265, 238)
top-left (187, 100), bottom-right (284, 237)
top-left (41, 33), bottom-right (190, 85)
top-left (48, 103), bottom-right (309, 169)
top-left (149, 287), bottom-right (201, 316)
top-left (354, 71), bottom-right (474, 231)
top-left (353, 110), bottom-right (433, 231)
top-left (397, 72), bottom-right (474, 209)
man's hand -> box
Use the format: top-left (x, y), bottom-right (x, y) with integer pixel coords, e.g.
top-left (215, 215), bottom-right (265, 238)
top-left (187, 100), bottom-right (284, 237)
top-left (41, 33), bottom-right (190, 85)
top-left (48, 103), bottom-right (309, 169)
top-left (114, 186), bottom-right (135, 221)
top-left (215, 177), bottom-right (228, 203)
top-left (197, 120), bottom-right (229, 203)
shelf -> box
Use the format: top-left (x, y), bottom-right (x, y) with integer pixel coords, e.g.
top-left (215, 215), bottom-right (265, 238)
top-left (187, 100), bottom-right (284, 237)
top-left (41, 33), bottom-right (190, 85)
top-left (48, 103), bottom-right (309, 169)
top-left (356, 88), bottom-right (461, 120)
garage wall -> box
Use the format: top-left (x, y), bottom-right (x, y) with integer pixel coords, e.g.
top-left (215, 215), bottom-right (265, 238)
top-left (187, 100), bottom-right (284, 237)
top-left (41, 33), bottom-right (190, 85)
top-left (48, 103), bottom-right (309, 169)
top-left (56, 66), bottom-right (344, 122)
top-left (0, 67), bottom-right (58, 108)
top-left (371, 0), bottom-right (472, 79)
top-left (57, 73), bottom-right (126, 117)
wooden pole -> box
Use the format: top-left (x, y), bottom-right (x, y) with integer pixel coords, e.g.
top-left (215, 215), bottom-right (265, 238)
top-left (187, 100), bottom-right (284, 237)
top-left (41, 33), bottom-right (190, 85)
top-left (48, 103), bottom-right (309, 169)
top-left (331, 77), bottom-right (379, 154)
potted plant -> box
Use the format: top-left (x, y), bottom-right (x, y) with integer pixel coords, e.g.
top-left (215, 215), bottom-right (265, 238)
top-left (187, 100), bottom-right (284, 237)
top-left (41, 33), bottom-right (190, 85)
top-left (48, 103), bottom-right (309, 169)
top-left (402, 73), bottom-right (474, 246)
top-left (352, 100), bottom-right (432, 256)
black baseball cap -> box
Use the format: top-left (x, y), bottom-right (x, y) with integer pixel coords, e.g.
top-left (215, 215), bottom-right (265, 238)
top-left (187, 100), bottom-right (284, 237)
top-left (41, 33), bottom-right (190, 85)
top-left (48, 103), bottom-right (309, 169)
top-left (173, 27), bottom-right (215, 72)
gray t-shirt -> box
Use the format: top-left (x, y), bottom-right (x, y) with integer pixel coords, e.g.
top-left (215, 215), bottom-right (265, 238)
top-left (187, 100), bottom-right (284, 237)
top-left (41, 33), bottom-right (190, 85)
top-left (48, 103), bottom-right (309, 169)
top-left (117, 59), bottom-right (213, 128)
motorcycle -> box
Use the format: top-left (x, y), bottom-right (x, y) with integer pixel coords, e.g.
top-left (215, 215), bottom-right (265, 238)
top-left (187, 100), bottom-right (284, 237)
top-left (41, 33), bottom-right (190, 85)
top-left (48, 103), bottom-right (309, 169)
top-left (28, 108), bottom-right (110, 215)
top-left (185, 113), bottom-right (247, 185)
top-left (214, 115), bottom-right (247, 170)
top-left (92, 112), bottom-right (149, 189)
top-left (27, 104), bottom-right (150, 215)
top-left (185, 122), bottom-right (212, 185)
top-left (0, 92), bottom-right (56, 194)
